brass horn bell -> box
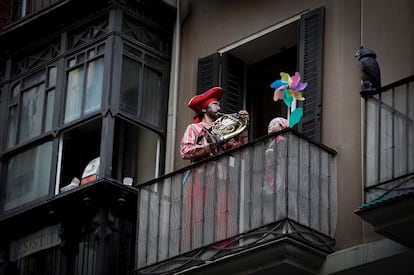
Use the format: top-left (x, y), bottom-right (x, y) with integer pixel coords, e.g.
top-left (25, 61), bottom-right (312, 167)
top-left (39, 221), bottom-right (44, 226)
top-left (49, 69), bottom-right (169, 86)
top-left (210, 112), bottom-right (247, 141)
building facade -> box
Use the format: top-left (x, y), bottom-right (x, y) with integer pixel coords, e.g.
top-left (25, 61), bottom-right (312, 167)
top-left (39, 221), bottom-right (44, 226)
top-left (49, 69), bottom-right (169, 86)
top-left (0, 0), bottom-right (413, 274)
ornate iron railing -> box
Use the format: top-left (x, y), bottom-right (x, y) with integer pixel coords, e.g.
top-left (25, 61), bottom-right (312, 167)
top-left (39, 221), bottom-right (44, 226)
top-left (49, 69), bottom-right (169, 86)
top-left (364, 76), bottom-right (414, 202)
top-left (135, 129), bottom-right (337, 274)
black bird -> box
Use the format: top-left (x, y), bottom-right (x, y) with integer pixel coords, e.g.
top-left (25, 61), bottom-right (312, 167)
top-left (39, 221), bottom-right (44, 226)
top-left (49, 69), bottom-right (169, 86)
top-left (355, 47), bottom-right (381, 97)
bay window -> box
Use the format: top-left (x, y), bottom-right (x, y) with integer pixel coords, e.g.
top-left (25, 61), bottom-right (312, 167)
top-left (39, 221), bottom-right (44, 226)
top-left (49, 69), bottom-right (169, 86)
top-left (0, 5), bottom-right (173, 215)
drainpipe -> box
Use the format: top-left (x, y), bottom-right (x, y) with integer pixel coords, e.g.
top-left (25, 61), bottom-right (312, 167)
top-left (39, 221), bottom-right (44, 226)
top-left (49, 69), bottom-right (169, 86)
top-left (166, 0), bottom-right (190, 173)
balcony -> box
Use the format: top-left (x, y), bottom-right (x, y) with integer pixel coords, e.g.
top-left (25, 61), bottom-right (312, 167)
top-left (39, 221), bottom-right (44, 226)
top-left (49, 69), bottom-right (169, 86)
top-left (135, 129), bottom-right (337, 274)
top-left (356, 75), bottom-right (414, 247)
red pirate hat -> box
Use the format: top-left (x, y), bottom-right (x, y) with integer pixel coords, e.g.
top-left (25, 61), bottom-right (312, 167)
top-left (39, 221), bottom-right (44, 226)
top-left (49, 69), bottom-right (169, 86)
top-left (188, 87), bottom-right (224, 113)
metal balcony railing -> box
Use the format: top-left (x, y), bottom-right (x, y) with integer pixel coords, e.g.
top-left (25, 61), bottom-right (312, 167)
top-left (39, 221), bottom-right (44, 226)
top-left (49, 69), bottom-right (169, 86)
top-left (364, 75), bottom-right (414, 202)
top-left (135, 129), bottom-right (337, 274)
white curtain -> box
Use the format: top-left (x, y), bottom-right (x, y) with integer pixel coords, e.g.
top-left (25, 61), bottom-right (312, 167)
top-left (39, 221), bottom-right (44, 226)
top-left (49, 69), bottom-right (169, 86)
top-left (64, 67), bottom-right (84, 123)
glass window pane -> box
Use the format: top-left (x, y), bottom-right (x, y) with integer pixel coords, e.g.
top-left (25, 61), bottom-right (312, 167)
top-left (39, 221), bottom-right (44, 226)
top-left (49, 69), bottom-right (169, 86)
top-left (136, 127), bottom-right (159, 183)
top-left (113, 120), bottom-right (159, 185)
top-left (65, 67), bottom-right (84, 123)
top-left (84, 58), bottom-right (104, 115)
top-left (88, 49), bottom-right (96, 59)
top-left (11, 83), bottom-right (20, 103)
top-left (68, 57), bottom-right (76, 68)
top-left (97, 44), bottom-right (105, 55)
top-left (22, 70), bottom-right (45, 89)
top-left (124, 45), bottom-right (142, 59)
top-left (4, 141), bottom-right (53, 211)
top-left (45, 89), bottom-right (55, 132)
top-left (59, 119), bottom-right (102, 192)
top-left (120, 56), bottom-right (140, 116)
top-left (48, 66), bottom-right (57, 87)
top-left (77, 52), bottom-right (85, 64)
top-left (7, 106), bottom-right (18, 148)
top-left (19, 84), bottom-right (45, 142)
top-left (142, 66), bottom-right (162, 127)
top-left (145, 55), bottom-right (163, 70)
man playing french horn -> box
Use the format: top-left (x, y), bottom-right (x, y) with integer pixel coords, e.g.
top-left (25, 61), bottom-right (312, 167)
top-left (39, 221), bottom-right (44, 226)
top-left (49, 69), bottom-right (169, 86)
top-left (180, 86), bottom-right (249, 161)
top-left (179, 86), bottom-right (248, 249)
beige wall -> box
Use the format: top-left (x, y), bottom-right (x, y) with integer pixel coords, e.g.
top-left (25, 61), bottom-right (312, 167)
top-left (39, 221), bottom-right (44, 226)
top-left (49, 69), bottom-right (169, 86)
top-left (171, 0), bottom-right (414, 250)
top-left (362, 0), bottom-right (414, 85)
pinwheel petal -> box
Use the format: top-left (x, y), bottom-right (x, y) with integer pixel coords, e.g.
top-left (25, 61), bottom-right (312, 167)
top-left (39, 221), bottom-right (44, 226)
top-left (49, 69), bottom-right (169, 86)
top-left (290, 72), bottom-right (301, 87)
top-left (273, 88), bottom-right (284, 101)
top-left (280, 72), bottom-right (292, 85)
top-left (283, 88), bottom-right (293, 107)
top-left (288, 90), bottom-right (305, 101)
top-left (289, 107), bottom-right (303, 127)
top-left (291, 82), bottom-right (308, 91)
top-left (270, 79), bottom-right (288, 89)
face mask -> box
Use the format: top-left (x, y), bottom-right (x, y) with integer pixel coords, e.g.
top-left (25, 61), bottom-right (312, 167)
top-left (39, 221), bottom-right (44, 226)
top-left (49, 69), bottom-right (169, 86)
top-left (208, 102), bottom-right (221, 112)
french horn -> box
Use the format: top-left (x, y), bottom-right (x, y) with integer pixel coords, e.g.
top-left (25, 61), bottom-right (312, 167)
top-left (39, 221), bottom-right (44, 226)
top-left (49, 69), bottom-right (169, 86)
top-left (210, 112), bottom-right (248, 141)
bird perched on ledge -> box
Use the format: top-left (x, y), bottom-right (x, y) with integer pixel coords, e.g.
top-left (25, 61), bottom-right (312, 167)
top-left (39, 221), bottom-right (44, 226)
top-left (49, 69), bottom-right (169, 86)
top-left (355, 47), bottom-right (381, 97)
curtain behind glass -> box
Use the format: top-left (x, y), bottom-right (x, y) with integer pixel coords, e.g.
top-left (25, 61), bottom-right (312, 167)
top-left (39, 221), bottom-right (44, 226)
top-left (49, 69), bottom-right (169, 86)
top-left (19, 84), bottom-right (45, 142)
top-left (65, 58), bottom-right (104, 123)
top-left (120, 56), bottom-right (140, 116)
top-left (65, 67), bottom-right (84, 123)
top-left (142, 66), bottom-right (162, 127)
top-left (84, 58), bottom-right (104, 115)
top-left (7, 106), bottom-right (18, 148)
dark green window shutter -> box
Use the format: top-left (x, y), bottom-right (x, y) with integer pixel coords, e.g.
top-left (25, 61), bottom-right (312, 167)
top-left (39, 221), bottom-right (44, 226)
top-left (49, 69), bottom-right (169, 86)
top-left (197, 53), bottom-right (244, 114)
top-left (298, 7), bottom-right (324, 142)
top-left (197, 53), bottom-right (220, 95)
top-left (221, 53), bottom-right (244, 114)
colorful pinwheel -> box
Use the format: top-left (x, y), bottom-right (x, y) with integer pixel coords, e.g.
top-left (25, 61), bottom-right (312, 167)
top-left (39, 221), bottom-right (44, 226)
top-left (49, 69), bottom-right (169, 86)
top-left (270, 72), bottom-right (308, 127)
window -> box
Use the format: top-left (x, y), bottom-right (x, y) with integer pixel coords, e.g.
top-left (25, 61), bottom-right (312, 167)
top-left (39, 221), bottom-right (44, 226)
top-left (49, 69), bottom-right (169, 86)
top-left (112, 118), bottom-right (161, 186)
top-left (58, 119), bottom-right (101, 193)
top-left (64, 44), bottom-right (105, 124)
top-left (4, 141), bottom-right (53, 210)
top-left (117, 43), bottom-right (169, 181)
top-left (246, 47), bottom-right (296, 138)
top-left (197, 8), bottom-right (324, 142)
top-left (120, 44), bottom-right (167, 129)
top-left (6, 66), bottom-right (56, 148)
